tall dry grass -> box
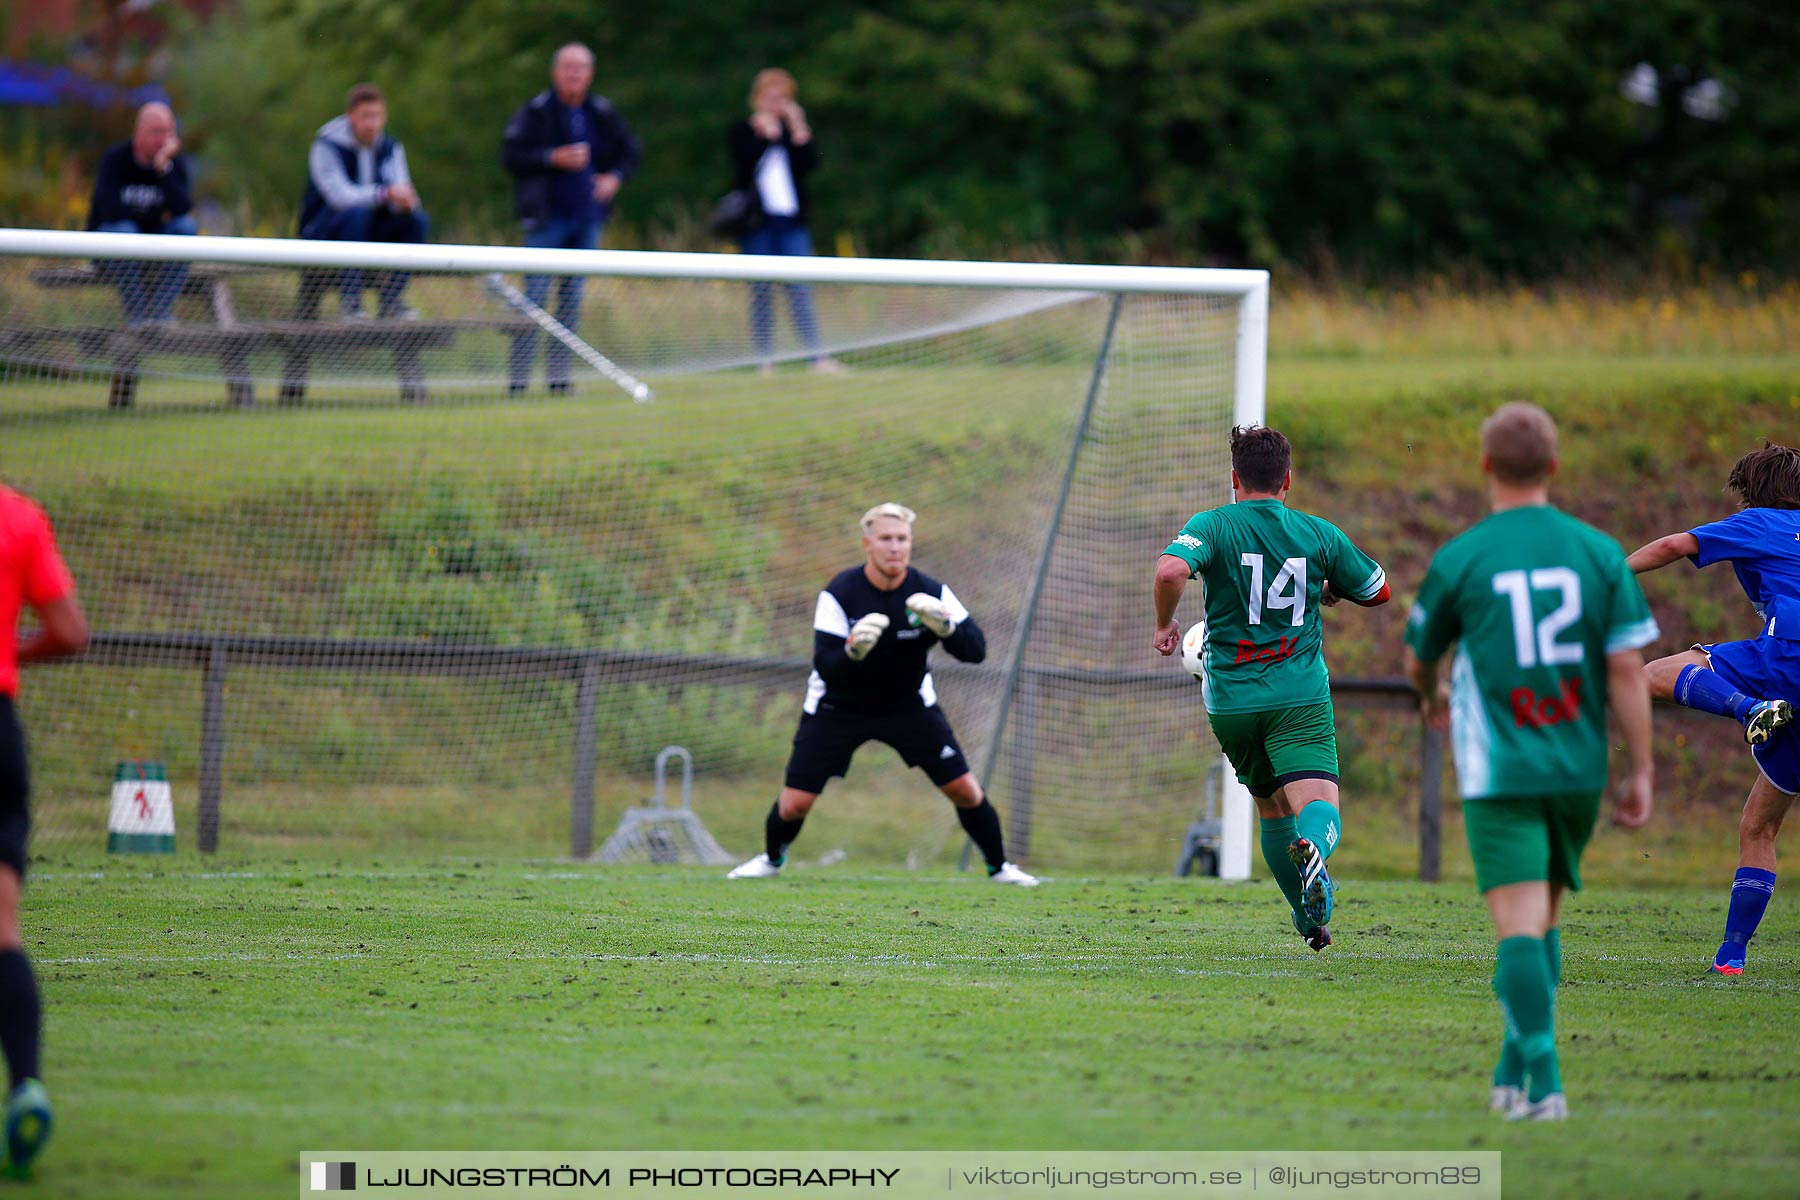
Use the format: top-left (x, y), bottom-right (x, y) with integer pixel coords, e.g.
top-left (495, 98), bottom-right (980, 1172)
top-left (1272, 274), bottom-right (1800, 359)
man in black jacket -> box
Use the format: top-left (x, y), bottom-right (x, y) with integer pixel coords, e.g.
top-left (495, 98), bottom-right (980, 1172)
top-left (500, 43), bottom-right (642, 393)
top-left (86, 102), bottom-right (195, 325)
top-left (726, 503), bottom-right (1039, 886)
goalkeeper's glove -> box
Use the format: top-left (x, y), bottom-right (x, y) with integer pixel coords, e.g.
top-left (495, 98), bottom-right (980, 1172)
top-left (846, 612), bottom-right (890, 660)
top-left (905, 593), bottom-right (956, 638)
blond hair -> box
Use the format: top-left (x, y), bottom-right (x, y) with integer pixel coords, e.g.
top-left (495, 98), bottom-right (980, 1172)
top-left (1481, 402), bottom-right (1559, 484)
top-left (860, 502), bottom-right (916, 534)
top-left (750, 68), bottom-right (796, 106)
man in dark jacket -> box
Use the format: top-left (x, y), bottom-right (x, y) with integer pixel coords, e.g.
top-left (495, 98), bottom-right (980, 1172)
top-left (86, 101), bottom-right (195, 325)
top-left (299, 83), bottom-right (428, 319)
top-left (501, 43), bottom-right (641, 393)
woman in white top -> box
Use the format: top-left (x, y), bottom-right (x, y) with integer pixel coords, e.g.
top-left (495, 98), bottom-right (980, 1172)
top-left (726, 69), bottom-right (842, 374)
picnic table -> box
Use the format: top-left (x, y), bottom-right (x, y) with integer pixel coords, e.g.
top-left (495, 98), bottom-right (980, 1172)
top-left (12, 264), bottom-right (526, 408)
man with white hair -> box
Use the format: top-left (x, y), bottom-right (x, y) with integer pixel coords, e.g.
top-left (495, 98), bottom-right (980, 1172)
top-left (501, 42), bottom-right (641, 394)
top-left (728, 503), bottom-right (1038, 885)
top-left (86, 100), bottom-right (195, 324)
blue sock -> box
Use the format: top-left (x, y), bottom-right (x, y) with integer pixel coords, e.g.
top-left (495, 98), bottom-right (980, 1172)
top-left (1717, 867), bottom-right (1776, 967)
top-left (1295, 800), bottom-right (1342, 860)
top-left (1674, 664), bottom-right (1761, 724)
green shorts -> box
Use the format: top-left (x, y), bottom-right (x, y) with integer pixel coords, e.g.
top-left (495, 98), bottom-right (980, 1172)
top-left (1461, 792), bottom-right (1601, 894)
top-left (1208, 702), bottom-right (1338, 798)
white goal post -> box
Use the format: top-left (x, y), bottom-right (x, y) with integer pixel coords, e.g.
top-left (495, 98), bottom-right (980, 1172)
top-left (0, 227), bottom-right (1263, 874)
top-left (0, 228), bottom-right (1266, 421)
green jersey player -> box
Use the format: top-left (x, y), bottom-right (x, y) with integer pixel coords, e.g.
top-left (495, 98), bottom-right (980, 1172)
top-left (1403, 402), bottom-right (1657, 1122)
top-left (1153, 425), bottom-right (1391, 951)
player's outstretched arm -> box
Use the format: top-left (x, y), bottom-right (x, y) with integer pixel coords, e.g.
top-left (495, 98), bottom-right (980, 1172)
top-left (1605, 647), bottom-right (1655, 828)
top-left (1625, 532), bottom-right (1698, 575)
top-left (19, 596), bottom-right (86, 665)
top-left (1152, 555), bottom-right (1189, 655)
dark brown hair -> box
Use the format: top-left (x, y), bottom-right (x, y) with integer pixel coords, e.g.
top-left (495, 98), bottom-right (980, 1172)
top-left (1230, 424), bottom-right (1291, 493)
top-left (1480, 402), bottom-right (1558, 484)
top-left (346, 82), bottom-right (385, 111)
top-left (1728, 442), bottom-right (1800, 509)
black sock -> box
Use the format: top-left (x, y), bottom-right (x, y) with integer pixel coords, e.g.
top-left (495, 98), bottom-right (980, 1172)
top-left (0, 949), bottom-right (41, 1087)
top-left (957, 799), bottom-right (1008, 872)
top-left (765, 802), bottom-right (805, 865)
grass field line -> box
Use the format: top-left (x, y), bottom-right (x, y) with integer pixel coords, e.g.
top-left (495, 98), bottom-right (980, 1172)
top-left (158, 1093), bottom-right (1628, 1126)
top-left (33, 868), bottom-right (1265, 887)
top-left (25, 869), bottom-right (1758, 902)
top-left (34, 948), bottom-right (1410, 967)
top-left (41, 946), bottom-right (1780, 977)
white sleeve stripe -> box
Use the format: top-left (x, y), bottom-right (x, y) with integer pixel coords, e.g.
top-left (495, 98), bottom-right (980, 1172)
top-left (939, 583), bottom-right (970, 625)
top-left (1349, 564), bottom-right (1387, 600)
top-left (813, 590), bottom-right (850, 638)
top-left (1605, 617), bottom-right (1661, 654)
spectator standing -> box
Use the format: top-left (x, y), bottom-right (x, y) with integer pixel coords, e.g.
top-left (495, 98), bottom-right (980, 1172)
top-left (86, 101), bottom-right (195, 325)
top-left (502, 43), bottom-right (642, 394)
top-left (298, 83), bottom-right (428, 319)
top-left (728, 69), bottom-right (841, 374)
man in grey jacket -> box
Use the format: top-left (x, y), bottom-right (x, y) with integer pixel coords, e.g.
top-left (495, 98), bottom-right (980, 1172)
top-left (298, 82), bottom-right (428, 318)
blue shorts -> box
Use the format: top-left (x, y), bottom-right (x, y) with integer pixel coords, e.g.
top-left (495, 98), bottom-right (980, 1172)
top-left (1704, 636), bottom-right (1800, 795)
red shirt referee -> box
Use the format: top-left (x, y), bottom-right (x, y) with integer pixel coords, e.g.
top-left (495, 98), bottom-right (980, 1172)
top-left (0, 485), bottom-right (87, 1177)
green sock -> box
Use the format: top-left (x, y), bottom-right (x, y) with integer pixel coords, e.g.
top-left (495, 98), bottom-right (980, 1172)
top-left (1259, 815), bottom-right (1306, 919)
top-left (1534, 926), bottom-right (1563, 1095)
top-left (1495, 931), bottom-right (1564, 1089)
top-left (1494, 935), bottom-right (1561, 1102)
top-left (1494, 1039), bottom-right (1526, 1089)
top-left (1295, 800), bottom-right (1341, 859)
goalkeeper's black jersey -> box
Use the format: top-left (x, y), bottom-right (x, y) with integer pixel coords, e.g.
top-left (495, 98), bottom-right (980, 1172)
top-left (804, 566), bottom-right (986, 716)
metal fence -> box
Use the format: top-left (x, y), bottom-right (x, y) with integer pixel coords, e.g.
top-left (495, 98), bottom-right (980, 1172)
top-left (52, 630), bottom-right (1452, 875)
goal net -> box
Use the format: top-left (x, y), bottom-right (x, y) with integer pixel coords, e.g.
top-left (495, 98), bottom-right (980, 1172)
top-left (0, 229), bottom-right (1264, 873)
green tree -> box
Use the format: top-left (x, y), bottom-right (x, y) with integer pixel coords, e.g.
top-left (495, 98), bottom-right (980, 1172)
top-left (159, 0), bottom-right (1800, 272)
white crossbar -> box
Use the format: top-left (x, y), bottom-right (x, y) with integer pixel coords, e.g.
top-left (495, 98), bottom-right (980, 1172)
top-left (0, 228), bottom-right (1268, 296)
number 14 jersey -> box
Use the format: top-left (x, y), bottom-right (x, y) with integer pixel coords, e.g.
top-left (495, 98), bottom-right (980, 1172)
top-left (1405, 505), bottom-right (1660, 800)
top-left (1163, 498), bottom-right (1387, 714)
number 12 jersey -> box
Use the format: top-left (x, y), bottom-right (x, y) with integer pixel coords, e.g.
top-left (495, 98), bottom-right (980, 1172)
top-left (1406, 505), bottom-right (1659, 800)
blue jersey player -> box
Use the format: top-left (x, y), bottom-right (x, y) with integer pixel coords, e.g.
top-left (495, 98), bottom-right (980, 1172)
top-left (1628, 442), bottom-right (1800, 975)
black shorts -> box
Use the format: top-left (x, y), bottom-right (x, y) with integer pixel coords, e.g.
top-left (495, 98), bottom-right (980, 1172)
top-left (0, 696), bottom-right (28, 879)
top-left (783, 704), bottom-right (972, 794)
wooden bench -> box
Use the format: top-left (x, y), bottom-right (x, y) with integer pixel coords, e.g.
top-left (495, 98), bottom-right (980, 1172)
top-left (11, 265), bottom-right (525, 408)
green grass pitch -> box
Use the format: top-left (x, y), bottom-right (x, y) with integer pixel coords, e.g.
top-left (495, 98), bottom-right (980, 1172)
top-left (26, 860), bottom-right (1800, 1198)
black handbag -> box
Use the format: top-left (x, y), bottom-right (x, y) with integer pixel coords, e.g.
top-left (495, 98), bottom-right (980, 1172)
top-left (711, 144), bottom-right (773, 238)
top-left (709, 188), bottom-right (760, 238)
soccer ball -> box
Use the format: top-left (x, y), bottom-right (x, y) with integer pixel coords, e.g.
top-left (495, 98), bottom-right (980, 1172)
top-left (1180, 621), bottom-right (1207, 681)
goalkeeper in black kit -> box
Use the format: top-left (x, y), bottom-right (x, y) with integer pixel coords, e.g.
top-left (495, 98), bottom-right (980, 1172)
top-left (728, 503), bottom-right (1038, 885)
